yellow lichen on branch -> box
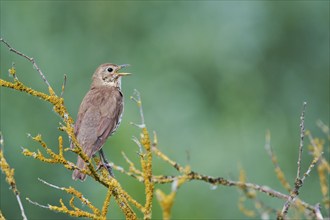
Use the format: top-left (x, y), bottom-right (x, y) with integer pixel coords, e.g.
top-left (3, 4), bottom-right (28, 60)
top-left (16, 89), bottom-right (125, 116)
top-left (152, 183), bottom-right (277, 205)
top-left (48, 198), bottom-right (98, 219)
top-left (105, 178), bottom-right (137, 220)
top-left (22, 133), bottom-right (137, 219)
top-left (265, 130), bottom-right (291, 192)
top-left (0, 148), bottom-right (18, 195)
top-left (140, 128), bottom-right (154, 220)
top-left (0, 133), bottom-right (27, 220)
top-left (155, 189), bottom-right (175, 220)
top-left (1, 38), bottom-right (329, 220)
top-left (238, 196), bottom-right (256, 218)
top-left (22, 134), bottom-right (75, 168)
top-left (307, 131), bottom-right (330, 210)
top-left (130, 90), bottom-right (155, 219)
top-left (0, 63), bottom-right (136, 218)
top-left (8, 65), bottom-right (16, 76)
top-left (155, 168), bottom-right (189, 220)
top-left (101, 187), bottom-right (112, 217)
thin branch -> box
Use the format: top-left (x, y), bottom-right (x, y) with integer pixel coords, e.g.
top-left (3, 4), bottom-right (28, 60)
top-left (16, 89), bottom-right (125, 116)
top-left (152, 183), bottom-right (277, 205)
top-left (38, 178), bottom-right (63, 190)
top-left (278, 154), bottom-right (322, 219)
top-left (16, 194), bottom-right (28, 220)
top-left (0, 37), bottom-right (52, 90)
top-left (297, 102), bottom-right (307, 179)
top-left (264, 130), bottom-right (291, 192)
top-left (131, 92), bottom-right (154, 220)
top-left (0, 132), bottom-right (28, 220)
top-left (278, 102), bottom-right (314, 219)
top-left (151, 141), bottom-right (318, 214)
top-left (314, 203), bottom-right (324, 220)
top-left (1, 39), bottom-right (326, 219)
top-left (132, 136), bottom-right (143, 154)
top-left (130, 89), bottom-right (146, 128)
top-left (301, 153), bottom-right (323, 183)
top-left (307, 131), bottom-right (330, 210)
top-left (26, 198), bottom-right (50, 209)
top-left (307, 131), bottom-right (330, 172)
top-left (37, 178), bottom-right (101, 215)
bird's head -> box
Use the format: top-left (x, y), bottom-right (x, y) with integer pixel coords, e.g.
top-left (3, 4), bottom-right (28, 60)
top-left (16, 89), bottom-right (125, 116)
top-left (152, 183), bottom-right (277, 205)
top-left (92, 63), bottom-right (131, 88)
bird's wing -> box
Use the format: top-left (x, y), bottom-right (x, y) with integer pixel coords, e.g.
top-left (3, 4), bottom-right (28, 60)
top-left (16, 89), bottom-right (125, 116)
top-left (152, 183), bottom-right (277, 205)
top-left (70, 89), bottom-right (94, 149)
top-left (91, 88), bottom-right (123, 154)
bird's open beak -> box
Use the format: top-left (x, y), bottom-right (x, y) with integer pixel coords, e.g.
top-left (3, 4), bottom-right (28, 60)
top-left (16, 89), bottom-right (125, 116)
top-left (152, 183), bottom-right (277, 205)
top-left (117, 64), bottom-right (131, 76)
top-left (117, 72), bottom-right (131, 76)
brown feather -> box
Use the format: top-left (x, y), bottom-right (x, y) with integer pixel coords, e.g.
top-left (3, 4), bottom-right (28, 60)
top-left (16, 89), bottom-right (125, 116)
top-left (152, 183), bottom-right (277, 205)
top-left (72, 63), bottom-right (128, 181)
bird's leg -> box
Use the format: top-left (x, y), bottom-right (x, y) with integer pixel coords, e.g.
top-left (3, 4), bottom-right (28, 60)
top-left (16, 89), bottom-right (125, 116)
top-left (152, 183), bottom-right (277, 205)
top-left (98, 149), bottom-right (114, 177)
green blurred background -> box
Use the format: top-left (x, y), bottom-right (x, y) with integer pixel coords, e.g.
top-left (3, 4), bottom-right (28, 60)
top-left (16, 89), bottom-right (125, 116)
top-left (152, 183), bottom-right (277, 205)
top-left (1, 1), bottom-right (329, 219)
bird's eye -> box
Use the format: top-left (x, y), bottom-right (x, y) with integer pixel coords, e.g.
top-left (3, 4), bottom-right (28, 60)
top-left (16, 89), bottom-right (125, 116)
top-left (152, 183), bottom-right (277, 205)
top-left (107, 67), bottom-right (113, 73)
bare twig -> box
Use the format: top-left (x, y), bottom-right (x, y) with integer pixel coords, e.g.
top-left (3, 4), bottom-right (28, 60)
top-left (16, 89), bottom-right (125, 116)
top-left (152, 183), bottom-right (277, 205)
top-left (0, 37), bottom-right (52, 90)
top-left (314, 203), bottom-right (324, 220)
top-left (38, 178), bottom-right (64, 190)
top-left (16, 194), bottom-right (28, 220)
top-left (130, 89), bottom-right (146, 128)
top-left (297, 102), bottom-right (307, 179)
top-left (26, 198), bottom-right (50, 209)
top-left (278, 102), bottom-right (322, 219)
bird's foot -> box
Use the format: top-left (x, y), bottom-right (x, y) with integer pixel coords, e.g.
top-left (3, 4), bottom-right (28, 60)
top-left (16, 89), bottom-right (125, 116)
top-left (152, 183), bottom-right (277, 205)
top-left (96, 161), bottom-right (115, 177)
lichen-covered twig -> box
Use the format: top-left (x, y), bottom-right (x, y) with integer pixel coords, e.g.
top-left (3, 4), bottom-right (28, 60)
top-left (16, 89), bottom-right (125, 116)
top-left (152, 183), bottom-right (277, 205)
top-left (1, 38), bottom-right (328, 220)
top-left (316, 120), bottom-right (330, 140)
top-left (307, 131), bottom-right (330, 210)
top-left (38, 178), bottom-right (102, 216)
top-left (156, 169), bottom-right (189, 220)
top-left (264, 130), bottom-right (291, 192)
top-left (0, 38), bottom-right (139, 219)
top-left (131, 90), bottom-right (154, 220)
top-left (0, 132), bottom-right (27, 220)
top-left (151, 130), bottom-right (320, 216)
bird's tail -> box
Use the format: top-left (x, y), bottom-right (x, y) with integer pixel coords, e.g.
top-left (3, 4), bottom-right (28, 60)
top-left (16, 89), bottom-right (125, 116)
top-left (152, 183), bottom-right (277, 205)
top-left (72, 156), bottom-right (88, 181)
top-left (72, 146), bottom-right (94, 181)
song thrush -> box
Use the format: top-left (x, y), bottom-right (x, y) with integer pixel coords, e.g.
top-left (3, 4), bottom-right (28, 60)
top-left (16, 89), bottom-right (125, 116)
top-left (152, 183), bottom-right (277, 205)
top-left (71, 63), bottom-right (131, 181)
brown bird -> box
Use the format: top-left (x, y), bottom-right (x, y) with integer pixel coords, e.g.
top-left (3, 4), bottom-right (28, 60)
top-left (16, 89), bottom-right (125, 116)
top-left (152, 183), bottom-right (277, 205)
top-left (71, 63), bottom-right (131, 181)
